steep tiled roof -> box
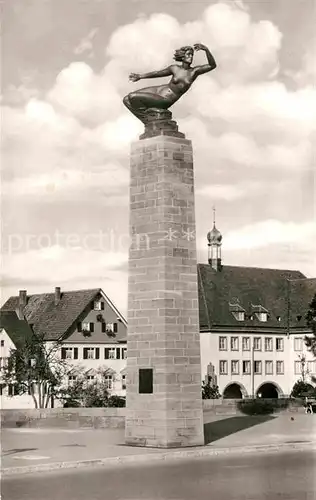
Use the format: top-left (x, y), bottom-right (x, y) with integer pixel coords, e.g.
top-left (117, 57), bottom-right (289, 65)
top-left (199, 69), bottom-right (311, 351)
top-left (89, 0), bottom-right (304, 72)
top-left (197, 264), bottom-right (315, 331)
top-left (288, 278), bottom-right (316, 329)
top-left (1, 289), bottom-right (101, 340)
top-left (0, 311), bottom-right (35, 348)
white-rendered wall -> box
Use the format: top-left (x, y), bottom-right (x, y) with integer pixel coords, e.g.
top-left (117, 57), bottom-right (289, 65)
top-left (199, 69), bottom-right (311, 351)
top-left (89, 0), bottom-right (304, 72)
top-left (200, 331), bottom-right (316, 397)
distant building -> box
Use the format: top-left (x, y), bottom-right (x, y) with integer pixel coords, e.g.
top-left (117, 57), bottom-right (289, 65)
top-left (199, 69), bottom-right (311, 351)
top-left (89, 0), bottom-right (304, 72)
top-left (199, 218), bottom-right (316, 398)
top-left (1, 288), bottom-right (127, 408)
top-left (0, 311), bottom-right (35, 408)
top-left (1, 229), bottom-right (315, 408)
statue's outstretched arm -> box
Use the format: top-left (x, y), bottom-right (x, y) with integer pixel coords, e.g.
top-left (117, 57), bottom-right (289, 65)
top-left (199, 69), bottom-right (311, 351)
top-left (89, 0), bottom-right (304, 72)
top-left (129, 66), bottom-right (173, 82)
top-left (193, 44), bottom-right (216, 76)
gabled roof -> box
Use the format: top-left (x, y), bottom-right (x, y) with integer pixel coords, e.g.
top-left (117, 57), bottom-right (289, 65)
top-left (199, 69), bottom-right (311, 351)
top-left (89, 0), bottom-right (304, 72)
top-left (1, 289), bottom-right (102, 341)
top-left (0, 311), bottom-right (35, 349)
top-left (197, 264), bottom-right (315, 331)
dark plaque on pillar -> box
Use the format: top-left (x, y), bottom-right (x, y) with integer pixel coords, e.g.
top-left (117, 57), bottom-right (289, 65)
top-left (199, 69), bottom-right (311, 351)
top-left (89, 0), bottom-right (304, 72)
top-left (139, 368), bottom-right (153, 394)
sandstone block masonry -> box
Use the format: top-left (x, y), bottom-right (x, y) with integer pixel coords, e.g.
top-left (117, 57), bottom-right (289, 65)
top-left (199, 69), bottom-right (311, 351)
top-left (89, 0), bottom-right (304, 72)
top-left (125, 129), bottom-right (204, 448)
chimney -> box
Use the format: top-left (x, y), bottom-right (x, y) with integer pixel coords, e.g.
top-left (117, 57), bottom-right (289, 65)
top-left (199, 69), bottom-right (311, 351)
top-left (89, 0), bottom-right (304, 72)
top-left (55, 287), bottom-right (61, 305)
top-left (16, 290), bottom-right (27, 320)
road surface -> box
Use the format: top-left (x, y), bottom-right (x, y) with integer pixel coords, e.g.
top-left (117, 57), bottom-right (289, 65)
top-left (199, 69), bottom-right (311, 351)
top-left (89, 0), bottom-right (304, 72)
top-left (2, 448), bottom-right (315, 500)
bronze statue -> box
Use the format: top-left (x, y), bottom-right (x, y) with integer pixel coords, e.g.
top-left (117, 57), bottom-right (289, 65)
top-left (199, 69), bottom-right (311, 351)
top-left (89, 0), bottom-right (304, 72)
top-left (123, 44), bottom-right (216, 123)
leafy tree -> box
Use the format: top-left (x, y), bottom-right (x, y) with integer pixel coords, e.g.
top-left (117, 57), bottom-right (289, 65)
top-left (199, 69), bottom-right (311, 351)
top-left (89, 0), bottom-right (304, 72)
top-left (2, 333), bottom-right (69, 408)
top-left (305, 293), bottom-right (316, 357)
top-left (59, 367), bottom-right (114, 407)
top-left (290, 380), bottom-right (315, 398)
top-left (202, 376), bottom-right (221, 399)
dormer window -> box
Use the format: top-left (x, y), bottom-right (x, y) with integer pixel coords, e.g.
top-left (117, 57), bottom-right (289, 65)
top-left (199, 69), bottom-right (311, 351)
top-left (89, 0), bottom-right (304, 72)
top-left (296, 315), bottom-right (302, 321)
top-left (251, 304), bottom-right (268, 322)
top-left (229, 302), bottom-right (245, 322)
top-left (233, 311), bottom-right (245, 321)
top-left (257, 312), bottom-right (268, 322)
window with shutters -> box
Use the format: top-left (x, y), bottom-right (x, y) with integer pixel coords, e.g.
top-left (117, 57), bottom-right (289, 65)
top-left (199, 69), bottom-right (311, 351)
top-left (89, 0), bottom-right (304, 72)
top-left (104, 348), bottom-right (115, 360)
top-left (108, 348), bottom-right (115, 359)
top-left (276, 361), bottom-right (284, 374)
top-left (242, 361), bottom-right (251, 374)
top-left (83, 347), bottom-right (99, 360)
top-left (253, 337), bottom-right (261, 351)
top-left (231, 360), bottom-right (239, 374)
top-left (254, 361), bottom-right (262, 374)
top-left (294, 338), bottom-right (303, 351)
top-left (122, 375), bottom-right (126, 390)
top-left (265, 361), bottom-right (273, 375)
top-left (265, 337), bottom-right (273, 351)
top-left (104, 375), bottom-right (113, 390)
top-left (219, 360), bottom-right (228, 375)
top-left (276, 338), bottom-right (284, 351)
top-left (94, 300), bottom-right (103, 310)
top-left (230, 337), bottom-right (239, 351)
top-left (68, 375), bottom-right (77, 386)
top-left (242, 337), bottom-right (250, 351)
top-left (8, 384), bottom-right (19, 396)
top-left (294, 361), bottom-right (301, 374)
top-left (219, 337), bottom-right (227, 350)
top-left (61, 347), bottom-right (78, 360)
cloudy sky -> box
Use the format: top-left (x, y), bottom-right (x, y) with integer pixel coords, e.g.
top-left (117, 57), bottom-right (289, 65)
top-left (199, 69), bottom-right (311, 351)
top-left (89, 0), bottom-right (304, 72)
top-left (1, 0), bottom-right (315, 315)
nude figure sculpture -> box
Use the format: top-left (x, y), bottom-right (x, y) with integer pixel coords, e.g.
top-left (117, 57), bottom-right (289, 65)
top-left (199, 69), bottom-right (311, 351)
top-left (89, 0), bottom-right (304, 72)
top-left (123, 43), bottom-right (216, 123)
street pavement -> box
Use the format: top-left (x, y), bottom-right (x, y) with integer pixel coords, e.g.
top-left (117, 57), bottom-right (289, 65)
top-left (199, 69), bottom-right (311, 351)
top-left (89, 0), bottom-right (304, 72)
top-left (1, 413), bottom-right (315, 474)
top-left (2, 448), bottom-right (315, 500)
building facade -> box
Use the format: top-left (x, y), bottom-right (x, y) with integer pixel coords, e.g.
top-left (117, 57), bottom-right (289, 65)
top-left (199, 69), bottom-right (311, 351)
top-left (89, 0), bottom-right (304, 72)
top-left (200, 222), bottom-right (316, 398)
top-left (1, 288), bottom-right (127, 408)
top-left (1, 235), bottom-right (315, 408)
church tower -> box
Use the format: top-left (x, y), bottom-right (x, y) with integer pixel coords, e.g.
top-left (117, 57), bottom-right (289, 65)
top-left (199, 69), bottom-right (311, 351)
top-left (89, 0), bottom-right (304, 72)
top-left (207, 207), bottom-right (222, 271)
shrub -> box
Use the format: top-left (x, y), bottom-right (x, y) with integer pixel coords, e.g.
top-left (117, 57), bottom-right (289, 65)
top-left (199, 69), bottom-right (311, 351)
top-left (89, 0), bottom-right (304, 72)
top-left (106, 395), bottom-right (126, 407)
top-left (237, 398), bottom-right (289, 415)
top-left (290, 380), bottom-right (315, 399)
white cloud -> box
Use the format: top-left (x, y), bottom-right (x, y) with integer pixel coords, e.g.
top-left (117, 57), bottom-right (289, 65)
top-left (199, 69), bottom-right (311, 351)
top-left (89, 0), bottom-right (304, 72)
top-left (1, 246), bottom-right (129, 314)
top-left (287, 41), bottom-right (316, 86)
top-left (1, 1), bottom-right (316, 296)
top-left (185, 80), bottom-right (316, 139)
top-left (106, 4), bottom-right (282, 84)
top-left (181, 117), bottom-right (312, 170)
top-left (48, 62), bottom-right (122, 125)
top-left (1, 162), bottom-right (129, 200)
top-left (196, 182), bottom-right (261, 201)
top-left (223, 219), bottom-right (316, 251)
top-left (74, 28), bottom-right (98, 57)
top-left (1, 100), bottom-right (136, 200)
top-left (2, 245), bottom-right (127, 285)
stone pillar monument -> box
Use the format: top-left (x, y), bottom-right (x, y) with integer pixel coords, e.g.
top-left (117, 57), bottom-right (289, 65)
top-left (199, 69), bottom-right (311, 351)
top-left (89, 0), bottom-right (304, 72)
top-left (125, 110), bottom-right (204, 448)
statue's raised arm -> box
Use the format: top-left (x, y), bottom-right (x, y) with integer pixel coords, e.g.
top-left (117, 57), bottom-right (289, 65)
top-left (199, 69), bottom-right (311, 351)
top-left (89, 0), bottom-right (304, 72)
top-left (123, 44), bottom-right (216, 123)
